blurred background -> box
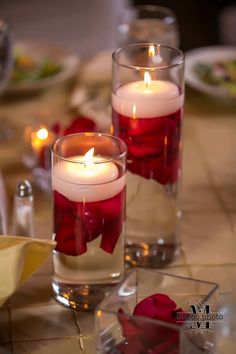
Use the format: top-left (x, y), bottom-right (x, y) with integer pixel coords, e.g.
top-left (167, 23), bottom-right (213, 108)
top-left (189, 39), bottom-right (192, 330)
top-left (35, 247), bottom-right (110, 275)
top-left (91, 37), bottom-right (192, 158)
top-left (0, 0), bottom-right (236, 56)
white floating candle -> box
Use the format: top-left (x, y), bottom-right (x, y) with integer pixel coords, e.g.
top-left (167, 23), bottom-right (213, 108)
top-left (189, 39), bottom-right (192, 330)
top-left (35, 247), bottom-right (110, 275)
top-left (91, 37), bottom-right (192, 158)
top-left (112, 72), bottom-right (184, 118)
top-left (52, 148), bottom-right (125, 202)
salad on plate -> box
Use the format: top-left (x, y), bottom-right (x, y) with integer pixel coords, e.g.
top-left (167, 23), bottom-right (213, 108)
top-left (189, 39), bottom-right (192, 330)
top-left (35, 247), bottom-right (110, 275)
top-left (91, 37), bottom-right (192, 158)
top-left (195, 59), bottom-right (236, 97)
top-left (11, 52), bottom-right (63, 84)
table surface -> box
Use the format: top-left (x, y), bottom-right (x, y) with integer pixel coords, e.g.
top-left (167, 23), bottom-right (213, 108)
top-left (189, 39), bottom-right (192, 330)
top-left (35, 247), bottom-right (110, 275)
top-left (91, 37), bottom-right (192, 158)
top-left (1, 62), bottom-right (236, 353)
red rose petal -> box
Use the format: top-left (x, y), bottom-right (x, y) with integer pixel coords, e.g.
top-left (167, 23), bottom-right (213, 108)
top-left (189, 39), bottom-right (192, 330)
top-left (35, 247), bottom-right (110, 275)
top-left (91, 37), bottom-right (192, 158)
top-left (117, 294), bottom-right (185, 353)
top-left (53, 189), bottom-right (124, 256)
top-left (63, 117), bottom-right (96, 136)
top-left (113, 108), bottom-right (182, 185)
top-left (76, 203), bottom-right (104, 243)
top-left (51, 122), bottom-right (62, 135)
top-left (101, 189), bottom-right (125, 221)
top-left (100, 219), bottom-right (123, 254)
top-left (133, 293), bottom-right (177, 322)
top-left (149, 332), bottom-right (179, 354)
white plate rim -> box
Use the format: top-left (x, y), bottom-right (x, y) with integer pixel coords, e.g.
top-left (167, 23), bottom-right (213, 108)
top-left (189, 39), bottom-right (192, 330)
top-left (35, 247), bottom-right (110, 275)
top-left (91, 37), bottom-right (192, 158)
top-left (185, 45), bottom-right (236, 98)
top-left (7, 40), bottom-right (80, 93)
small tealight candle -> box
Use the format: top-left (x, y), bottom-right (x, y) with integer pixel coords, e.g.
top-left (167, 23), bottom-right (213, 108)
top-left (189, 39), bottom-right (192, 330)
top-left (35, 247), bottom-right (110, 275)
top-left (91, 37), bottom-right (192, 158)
top-left (31, 125), bottom-right (55, 158)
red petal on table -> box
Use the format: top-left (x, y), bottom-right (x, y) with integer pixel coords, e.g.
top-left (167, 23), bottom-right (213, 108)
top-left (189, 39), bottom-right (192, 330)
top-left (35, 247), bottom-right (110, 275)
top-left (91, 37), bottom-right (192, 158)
top-left (51, 122), bottom-right (62, 135)
top-left (63, 117), bottom-right (96, 136)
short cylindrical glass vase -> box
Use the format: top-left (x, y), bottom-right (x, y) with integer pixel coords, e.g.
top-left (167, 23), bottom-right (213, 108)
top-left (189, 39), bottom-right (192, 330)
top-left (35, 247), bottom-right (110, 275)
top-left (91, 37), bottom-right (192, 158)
top-left (52, 133), bottom-right (127, 310)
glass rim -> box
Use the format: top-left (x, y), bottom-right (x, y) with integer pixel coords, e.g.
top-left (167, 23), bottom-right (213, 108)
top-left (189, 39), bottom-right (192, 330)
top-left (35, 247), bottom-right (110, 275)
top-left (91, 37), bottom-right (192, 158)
top-left (98, 268), bottom-right (219, 314)
top-left (129, 4), bottom-right (178, 19)
top-left (112, 43), bottom-right (184, 71)
top-left (51, 132), bottom-right (127, 164)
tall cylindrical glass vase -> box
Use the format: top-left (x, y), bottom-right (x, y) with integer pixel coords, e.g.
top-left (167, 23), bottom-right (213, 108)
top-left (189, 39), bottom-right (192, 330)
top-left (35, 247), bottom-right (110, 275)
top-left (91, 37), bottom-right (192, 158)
top-left (112, 43), bottom-right (184, 268)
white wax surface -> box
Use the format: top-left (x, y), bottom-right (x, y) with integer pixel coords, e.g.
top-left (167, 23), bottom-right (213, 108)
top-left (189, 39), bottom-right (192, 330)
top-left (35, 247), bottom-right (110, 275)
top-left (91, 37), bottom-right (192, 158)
top-left (55, 156), bottom-right (118, 185)
top-left (112, 80), bottom-right (184, 118)
top-left (52, 156), bottom-right (125, 202)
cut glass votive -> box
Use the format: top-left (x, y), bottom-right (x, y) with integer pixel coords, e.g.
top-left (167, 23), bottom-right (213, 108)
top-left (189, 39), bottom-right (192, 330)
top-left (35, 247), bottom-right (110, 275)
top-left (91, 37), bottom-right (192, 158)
top-left (51, 133), bottom-right (127, 310)
top-left (96, 269), bottom-right (219, 353)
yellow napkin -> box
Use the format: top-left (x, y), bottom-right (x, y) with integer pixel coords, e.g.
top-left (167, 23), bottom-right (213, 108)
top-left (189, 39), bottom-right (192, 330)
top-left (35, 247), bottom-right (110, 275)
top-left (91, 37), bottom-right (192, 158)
top-left (0, 235), bottom-right (56, 306)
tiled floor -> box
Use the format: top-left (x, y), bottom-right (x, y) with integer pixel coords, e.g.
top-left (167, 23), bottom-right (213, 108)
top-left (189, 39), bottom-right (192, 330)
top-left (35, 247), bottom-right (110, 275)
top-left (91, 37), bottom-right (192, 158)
top-left (1, 81), bottom-right (236, 352)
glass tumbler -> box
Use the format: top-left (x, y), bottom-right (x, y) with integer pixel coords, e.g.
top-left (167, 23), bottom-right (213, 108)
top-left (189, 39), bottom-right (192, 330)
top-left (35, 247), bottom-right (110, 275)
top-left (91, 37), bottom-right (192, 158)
top-left (117, 5), bottom-right (179, 48)
top-left (51, 133), bottom-right (126, 310)
top-left (112, 43), bottom-right (184, 268)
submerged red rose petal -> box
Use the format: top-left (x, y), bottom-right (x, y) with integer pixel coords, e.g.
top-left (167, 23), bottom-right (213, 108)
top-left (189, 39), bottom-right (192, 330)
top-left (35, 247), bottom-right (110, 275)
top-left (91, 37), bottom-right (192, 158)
top-left (113, 108), bottom-right (182, 185)
top-left (53, 189), bottom-right (125, 256)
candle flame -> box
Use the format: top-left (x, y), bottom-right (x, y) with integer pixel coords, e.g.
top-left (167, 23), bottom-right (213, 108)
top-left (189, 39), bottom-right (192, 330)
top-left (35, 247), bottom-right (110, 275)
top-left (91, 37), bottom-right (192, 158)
top-left (149, 45), bottom-right (155, 58)
top-left (83, 147), bottom-right (94, 165)
top-left (144, 71), bottom-right (151, 88)
top-left (132, 105), bottom-right (136, 119)
top-left (36, 127), bottom-right (49, 140)
top-left (97, 310), bottom-right (102, 318)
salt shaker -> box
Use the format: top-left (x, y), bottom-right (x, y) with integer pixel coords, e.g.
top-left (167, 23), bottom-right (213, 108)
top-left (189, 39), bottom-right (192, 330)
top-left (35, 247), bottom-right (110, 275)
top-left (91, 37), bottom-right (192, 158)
top-left (12, 180), bottom-right (34, 237)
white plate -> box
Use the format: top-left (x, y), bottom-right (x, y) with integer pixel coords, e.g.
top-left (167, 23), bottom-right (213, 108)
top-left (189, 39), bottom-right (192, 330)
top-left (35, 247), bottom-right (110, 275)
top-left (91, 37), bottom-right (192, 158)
top-left (7, 40), bottom-right (80, 93)
top-left (185, 46), bottom-right (236, 98)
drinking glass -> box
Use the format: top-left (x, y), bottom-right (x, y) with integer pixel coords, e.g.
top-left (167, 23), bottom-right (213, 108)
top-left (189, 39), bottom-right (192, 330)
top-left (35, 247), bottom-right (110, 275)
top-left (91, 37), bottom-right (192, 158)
top-left (112, 43), bottom-right (184, 268)
top-left (51, 133), bottom-right (126, 310)
top-left (0, 20), bottom-right (13, 140)
top-left (0, 171), bottom-right (7, 234)
top-left (215, 293), bottom-right (236, 353)
top-left (117, 5), bottom-right (179, 48)
top-left (96, 269), bottom-right (219, 354)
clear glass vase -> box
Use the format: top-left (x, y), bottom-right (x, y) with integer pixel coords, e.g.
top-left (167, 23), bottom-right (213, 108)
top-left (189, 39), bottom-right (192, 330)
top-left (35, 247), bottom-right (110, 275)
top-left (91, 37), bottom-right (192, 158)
top-left (112, 43), bottom-right (185, 268)
top-left (51, 132), bottom-right (127, 310)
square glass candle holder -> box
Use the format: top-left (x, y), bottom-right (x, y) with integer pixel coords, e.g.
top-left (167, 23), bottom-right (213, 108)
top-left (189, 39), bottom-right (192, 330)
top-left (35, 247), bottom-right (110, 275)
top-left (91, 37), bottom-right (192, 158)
top-left (96, 269), bottom-right (219, 354)
top-left (112, 43), bottom-right (185, 268)
top-left (51, 133), bottom-right (127, 310)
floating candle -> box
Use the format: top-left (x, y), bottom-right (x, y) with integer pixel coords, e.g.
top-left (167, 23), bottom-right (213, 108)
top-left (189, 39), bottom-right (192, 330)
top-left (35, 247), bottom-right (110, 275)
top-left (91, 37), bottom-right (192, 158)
top-left (52, 148), bottom-right (125, 202)
top-left (112, 72), bottom-right (183, 118)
